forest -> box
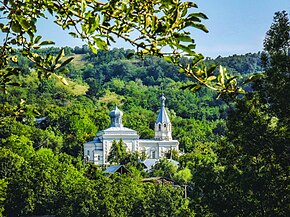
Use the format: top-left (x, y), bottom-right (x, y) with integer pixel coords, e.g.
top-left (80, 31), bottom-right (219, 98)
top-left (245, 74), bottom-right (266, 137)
top-left (0, 1), bottom-right (289, 217)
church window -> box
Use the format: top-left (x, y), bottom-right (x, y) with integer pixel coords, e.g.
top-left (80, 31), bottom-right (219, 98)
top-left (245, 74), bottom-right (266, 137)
top-left (158, 124), bottom-right (161, 131)
top-left (151, 148), bottom-right (156, 159)
top-left (164, 123), bottom-right (166, 128)
top-left (87, 150), bottom-right (90, 156)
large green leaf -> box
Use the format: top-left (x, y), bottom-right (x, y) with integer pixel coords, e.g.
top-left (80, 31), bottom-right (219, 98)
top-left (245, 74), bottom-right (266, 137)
top-left (39, 40), bottom-right (55, 46)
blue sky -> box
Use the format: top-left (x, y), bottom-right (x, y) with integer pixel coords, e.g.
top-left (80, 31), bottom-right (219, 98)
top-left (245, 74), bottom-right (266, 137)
top-left (17, 1), bottom-right (290, 58)
top-left (193, 0), bottom-right (290, 57)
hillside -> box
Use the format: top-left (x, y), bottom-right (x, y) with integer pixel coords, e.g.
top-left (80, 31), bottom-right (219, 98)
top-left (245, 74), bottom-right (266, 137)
top-left (1, 5), bottom-right (288, 216)
top-left (0, 47), bottom-right (263, 156)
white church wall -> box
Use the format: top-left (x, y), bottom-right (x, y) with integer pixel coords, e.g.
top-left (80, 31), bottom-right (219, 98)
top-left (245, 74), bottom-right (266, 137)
top-left (83, 96), bottom-right (179, 166)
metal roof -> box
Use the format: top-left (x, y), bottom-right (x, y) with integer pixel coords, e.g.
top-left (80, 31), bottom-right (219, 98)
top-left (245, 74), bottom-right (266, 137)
top-left (156, 95), bottom-right (171, 124)
top-left (109, 105), bottom-right (123, 118)
top-left (141, 159), bottom-right (158, 170)
top-left (104, 165), bottom-right (122, 173)
top-left (104, 165), bottom-right (129, 174)
top-left (109, 106), bottom-right (123, 127)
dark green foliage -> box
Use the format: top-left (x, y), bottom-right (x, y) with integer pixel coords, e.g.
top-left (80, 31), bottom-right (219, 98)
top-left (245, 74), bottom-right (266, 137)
top-left (218, 96), bottom-right (289, 216)
top-left (1, 45), bottom-right (227, 215)
top-left (150, 158), bottom-right (178, 179)
top-left (207, 11), bottom-right (290, 217)
top-left (2, 0), bottom-right (285, 216)
top-left (263, 11), bottom-right (290, 54)
top-left (205, 53), bottom-right (263, 76)
top-left (0, 36), bottom-right (277, 217)
top-left (0, 178), bottom-right (7, 217)
top-left (257, 11), bottom-right (290, 119)
top-left (0, 144), bottom-right (192, 217)
top-left (108, 139), bottom-right (127, 164)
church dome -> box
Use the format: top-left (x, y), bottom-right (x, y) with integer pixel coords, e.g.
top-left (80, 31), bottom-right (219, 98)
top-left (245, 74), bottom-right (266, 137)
top-left (109, 106), bottom-right (123, 118)
top-left (109, 106), bottom-right (123, 127)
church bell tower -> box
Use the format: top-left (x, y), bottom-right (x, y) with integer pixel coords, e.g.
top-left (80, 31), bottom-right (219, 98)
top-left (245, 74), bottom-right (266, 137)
top-left (154, 95), bottom-right (172, 140)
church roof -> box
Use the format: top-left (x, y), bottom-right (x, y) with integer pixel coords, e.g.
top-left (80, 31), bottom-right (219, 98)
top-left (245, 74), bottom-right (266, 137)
top-left (138, 139), bottom-right (179, 145)
top-left (96, 126), bottom-right (139, 140)
top-left (141, 159), bottom-right (158, 170)
top-left (104, 165), bottom-right (130, 174)
top-left (109, 106), bottom-right (123, 118)
top-left (156, 95), bottom-right (171, 124)
top-left (103, 126), bottom-right (136, 132)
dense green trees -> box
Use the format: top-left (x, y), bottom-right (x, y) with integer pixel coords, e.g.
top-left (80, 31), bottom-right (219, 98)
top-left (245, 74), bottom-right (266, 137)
top-left (0, 43), bottom-right (278, 216)
top-left (0, 2), bottom-right (288, 215)
top-left (150, 158), bottom-right (178, 179)
top-left (206, 11), bottom-right (290, 216)
top-left (0, 52), bottom-right (227, 157)
top-left (0, 178), bottom-right (7, 217)
top-left (0, 144), bottom-right (192, 217)
top-left (0, 45), bottom-right (232, 216)
top-left (108, 139), bottom-right (127, 164)
top-left (259, 10), bottom-right (290, 120)
top-left (205, 53), bottom-right (262, 76)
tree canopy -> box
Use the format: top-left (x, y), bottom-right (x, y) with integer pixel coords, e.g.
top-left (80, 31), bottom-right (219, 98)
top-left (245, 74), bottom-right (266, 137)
top-left (208, 11), bottom-right (290, 216)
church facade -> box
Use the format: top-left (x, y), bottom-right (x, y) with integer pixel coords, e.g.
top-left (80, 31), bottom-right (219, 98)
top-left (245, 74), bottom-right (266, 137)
top-left (83, 95), bottom-right (179, 165)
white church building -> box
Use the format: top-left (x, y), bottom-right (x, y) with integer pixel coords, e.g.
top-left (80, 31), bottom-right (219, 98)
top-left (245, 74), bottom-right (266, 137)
top-left (83, 95), bottom-right (179, 165)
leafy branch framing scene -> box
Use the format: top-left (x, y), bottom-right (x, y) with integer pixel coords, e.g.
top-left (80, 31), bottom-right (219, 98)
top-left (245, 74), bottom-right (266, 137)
top-left (0, 0), bottom-right (252, 96)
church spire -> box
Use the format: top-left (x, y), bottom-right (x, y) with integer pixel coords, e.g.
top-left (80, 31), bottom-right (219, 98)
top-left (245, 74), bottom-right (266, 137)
top-left (156, 94), bottom-right (170, 124)
top-left (155, 95), bottom-right (172, 140)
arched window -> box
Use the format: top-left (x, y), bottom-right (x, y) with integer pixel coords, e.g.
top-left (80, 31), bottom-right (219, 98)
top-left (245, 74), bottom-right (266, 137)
top-left (158, 123), bottom-right (161, 131)
top-left (164, 123), bottom-right (166, 128)
top-left (151, 148), bottom-right (156, 159)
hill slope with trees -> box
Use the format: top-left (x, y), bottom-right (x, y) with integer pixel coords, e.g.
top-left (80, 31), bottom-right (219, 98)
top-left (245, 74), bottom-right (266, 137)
top-left (0, 2), bottom-right (288, 215)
